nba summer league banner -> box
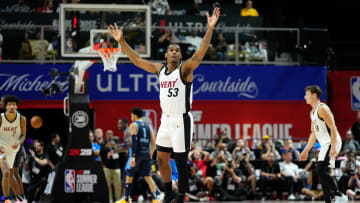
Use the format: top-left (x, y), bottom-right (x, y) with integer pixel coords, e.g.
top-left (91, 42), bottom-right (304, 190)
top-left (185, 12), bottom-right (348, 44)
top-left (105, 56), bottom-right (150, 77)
top-left (0, 63), bottom-right (326, 101)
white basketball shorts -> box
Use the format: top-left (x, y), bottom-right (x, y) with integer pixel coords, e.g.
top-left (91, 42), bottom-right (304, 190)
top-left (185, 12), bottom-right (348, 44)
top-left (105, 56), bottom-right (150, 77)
top-left (0, 148), bottom-right (19, 168)
top-left (156, 112), bottom-right (194, 153)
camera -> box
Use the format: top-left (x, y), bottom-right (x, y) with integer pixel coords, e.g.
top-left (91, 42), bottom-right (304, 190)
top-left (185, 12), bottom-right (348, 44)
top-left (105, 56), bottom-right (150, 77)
top-left (347, 169), bottom-right (356, 176)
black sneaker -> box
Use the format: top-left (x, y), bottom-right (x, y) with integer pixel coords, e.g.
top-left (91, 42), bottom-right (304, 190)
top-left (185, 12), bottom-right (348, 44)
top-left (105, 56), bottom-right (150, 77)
top-left (174, 193), bottom-right (185, 203)
top-left (164, 191), bottom-right (176, 203)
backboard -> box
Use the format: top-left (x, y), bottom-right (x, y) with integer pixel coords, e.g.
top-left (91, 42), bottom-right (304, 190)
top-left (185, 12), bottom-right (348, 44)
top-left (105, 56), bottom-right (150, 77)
top-left (59, 4), bottom-right (151, 58)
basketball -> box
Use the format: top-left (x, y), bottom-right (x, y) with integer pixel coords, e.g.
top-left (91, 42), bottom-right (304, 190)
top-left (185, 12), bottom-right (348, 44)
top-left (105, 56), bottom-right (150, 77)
top-left (31, 115), bottom-right (43, 129)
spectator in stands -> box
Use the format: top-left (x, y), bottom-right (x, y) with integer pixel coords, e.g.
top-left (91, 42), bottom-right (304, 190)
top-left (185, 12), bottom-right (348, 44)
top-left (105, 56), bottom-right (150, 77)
top-left (280, 150), bottom-right (301, 200)
top-left (210, 143), bottom-right (232, 164)
top-left (156, 28), bottom-right (179, 59)
top-left (345, 165), bottom-right (360, 200)
top-left (214, 129), bottom-right (230, 146)
top-left (95, 128), bottom-right (106, 146)
top-left (208, 143), bottom-right (232, 180)
top-left (186, 3), bottom-right (200, 16)
top-left (186, 163), bottom-right (213, 201)
top-left (29, 31), bottom-right (49, 60)
top-left (42, 0), bottom-right (54, 13)
top-left (280, 139), bottom-right (300, 160)
top-left (260, 139), bottom-right (280, 160)
top-left (340, 129), bottom-right (360, 156)
top-left (19, 32), bottom-right (35, 60)
top-left (237, 151), bottom-right (257, 193)
top-left (213, 33), bottom-right (229, 61)
top-left (231, 139), bottom-right (255, 161)
top-left (351, 111), bottom-right (360, 144)
top-left (214, 159), bottom-right (252, 201)
top-left (259, 152), bottom-right (282, 200)
top-left (100, 130), bottom-right (122, 202)
top-left (89, 130), bottom-right (101, 162)
top-left (240, 0), bottom-right (259, 17)
top-left (300, 148), bottom-right (324, 200)
top-left (339, 150), bottom-right (360, 194)
top-left (149, 0), bottom-right (170, 15)
top-left (188, 148), bottom-right (209, 178)
top-left (184, 28), bottom-right (203, 52)
top-left (10, 0), bottom-right (31, 13)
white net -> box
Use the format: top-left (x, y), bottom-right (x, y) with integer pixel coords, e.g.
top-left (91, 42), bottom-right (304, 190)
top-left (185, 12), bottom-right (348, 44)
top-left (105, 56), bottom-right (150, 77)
top-left (96, 48), bottom-right (122, 72)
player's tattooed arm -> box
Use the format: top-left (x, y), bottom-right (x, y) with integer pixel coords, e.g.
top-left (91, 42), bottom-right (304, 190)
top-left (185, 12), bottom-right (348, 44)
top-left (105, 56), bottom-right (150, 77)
top-left (19, 115), bottom-right (26, 144)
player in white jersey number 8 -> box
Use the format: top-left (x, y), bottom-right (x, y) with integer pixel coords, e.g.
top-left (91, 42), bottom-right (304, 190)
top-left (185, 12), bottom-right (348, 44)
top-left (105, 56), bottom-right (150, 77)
top-left (300, 85), bottom-right (347, 203)
top-left (109, 7), bottom-right (220, 203)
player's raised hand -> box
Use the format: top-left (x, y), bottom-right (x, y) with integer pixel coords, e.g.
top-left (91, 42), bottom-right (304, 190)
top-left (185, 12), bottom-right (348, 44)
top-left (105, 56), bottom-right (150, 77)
top-left (206, 7), bottom-right (220, 28)
top-left (108, 23), bottom-right (124, 42)
top-left (299, 151), bottom-right (308, 161)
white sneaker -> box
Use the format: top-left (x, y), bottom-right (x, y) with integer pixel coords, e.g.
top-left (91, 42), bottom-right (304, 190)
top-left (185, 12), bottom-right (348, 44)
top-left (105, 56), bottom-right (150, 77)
top-left (335, 194), bottom-right (348, 203)
top-left (288, 194), bottom-right (296, 200)
top-left (159, 192), bottom-right (165, 202)
top-left (138, 195), bottom-right (144, 203)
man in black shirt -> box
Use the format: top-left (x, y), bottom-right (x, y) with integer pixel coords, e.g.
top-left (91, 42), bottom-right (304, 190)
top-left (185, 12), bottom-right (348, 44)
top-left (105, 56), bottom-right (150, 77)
top-left (351, 111), bottom-right (360, 144)
top-left (214, 159), bottom-right (252, 201)
top-left (47, 132), bottom-right (63, 169)
top-left (25, 140), bottom-right (50, 202)
top-left (259, 152), bottom-right (282, 200)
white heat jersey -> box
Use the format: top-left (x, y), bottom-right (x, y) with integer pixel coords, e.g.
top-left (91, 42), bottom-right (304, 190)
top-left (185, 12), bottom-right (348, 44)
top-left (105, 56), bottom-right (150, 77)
top-left (159, 63), bottom-right (193, 116)
top-left (0, 112), bottom-right (21, 151)
top-left (311, 103), bottom-right (341, 147)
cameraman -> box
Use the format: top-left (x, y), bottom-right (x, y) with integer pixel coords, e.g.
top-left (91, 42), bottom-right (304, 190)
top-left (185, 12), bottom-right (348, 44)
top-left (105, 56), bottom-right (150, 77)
top-left (300, 148), bottom-right (323, 200)
top-left (232, 139), bottom-right (255, 161)
top-left (339, 151), bottom-right (360, 193)
top-left (25, 140), bottom-right (50, 202)
top-left (214, 159), bottom-right (251, 201)
top-left (345, 165), bottom-right (360, 200)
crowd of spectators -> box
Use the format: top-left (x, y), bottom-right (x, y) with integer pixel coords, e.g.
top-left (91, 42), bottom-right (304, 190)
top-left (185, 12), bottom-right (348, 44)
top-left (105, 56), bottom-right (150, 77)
top-left (0, 0), bottom-right (270, 62)
top-left (3, 116), bottom-right (360, 202)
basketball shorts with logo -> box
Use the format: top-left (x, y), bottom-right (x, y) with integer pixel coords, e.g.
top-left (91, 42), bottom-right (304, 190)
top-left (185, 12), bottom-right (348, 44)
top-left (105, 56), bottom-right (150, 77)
top-left (156, 112), bottom-right (194, 153)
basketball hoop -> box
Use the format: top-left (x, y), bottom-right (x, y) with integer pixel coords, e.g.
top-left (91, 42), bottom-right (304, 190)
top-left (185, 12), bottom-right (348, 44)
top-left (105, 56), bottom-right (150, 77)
top-left (95, 47), bottom-right (122, 72)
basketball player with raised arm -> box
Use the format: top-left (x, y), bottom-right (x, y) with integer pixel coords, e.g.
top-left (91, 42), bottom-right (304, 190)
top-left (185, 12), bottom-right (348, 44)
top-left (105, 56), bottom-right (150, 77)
top-left (0, 95), bottom-right (27, 203)
top-left (300, 85), bottom-right (348, 203)
top-left (109, 7), bottom-right (220, 203)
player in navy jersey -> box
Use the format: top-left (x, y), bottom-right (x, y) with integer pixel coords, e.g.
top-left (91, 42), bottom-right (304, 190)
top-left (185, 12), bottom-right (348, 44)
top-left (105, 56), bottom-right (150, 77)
top-left (116, 107), bottom-right (160, 203)
top-left (109, 7), bottom-right (220, 203)
top-left (300, 85), bottom-right (347, 203)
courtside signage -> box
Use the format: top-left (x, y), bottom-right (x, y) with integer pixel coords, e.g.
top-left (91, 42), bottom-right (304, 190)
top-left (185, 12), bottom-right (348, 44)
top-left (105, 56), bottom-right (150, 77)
top-left (0, 64), bottom-right (326, 101)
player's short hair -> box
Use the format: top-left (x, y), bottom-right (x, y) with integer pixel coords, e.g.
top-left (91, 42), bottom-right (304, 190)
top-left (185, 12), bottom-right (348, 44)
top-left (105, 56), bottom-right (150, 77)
top-left (119, 118), bottom-right (128, 124)
top-left (2, 95), bottom-right (19, 107)
top-left (305, 85), bottom-right (322, 99)
top-left (50, 132), bottom-right (59, 141)
top-left (131, 107), bottom-right (143, 118)
top-left (166, 43), bottom-right (181, 52)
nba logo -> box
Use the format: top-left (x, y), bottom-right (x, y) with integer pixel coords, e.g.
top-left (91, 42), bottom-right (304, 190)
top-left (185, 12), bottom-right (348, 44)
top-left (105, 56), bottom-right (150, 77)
top-left (350, 76), bottom-right (360, 111)
top-left (64, 169), bottom-right (75, 193)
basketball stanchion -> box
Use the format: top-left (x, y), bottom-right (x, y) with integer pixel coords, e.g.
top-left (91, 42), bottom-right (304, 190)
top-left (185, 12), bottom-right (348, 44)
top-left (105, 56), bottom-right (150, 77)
top-left (50, 60), bottom-right (109, 203)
